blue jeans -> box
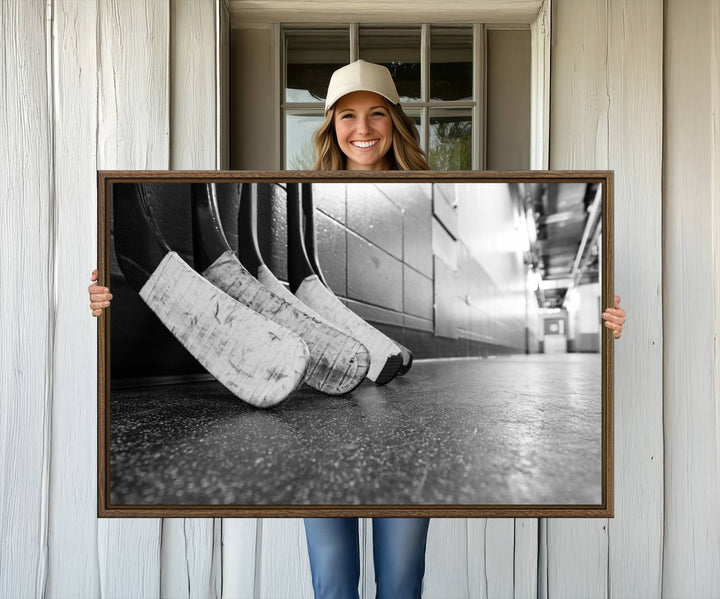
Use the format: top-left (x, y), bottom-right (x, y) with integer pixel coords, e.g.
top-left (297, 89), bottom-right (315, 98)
top-left (303, 517), bottom-right (430, 599)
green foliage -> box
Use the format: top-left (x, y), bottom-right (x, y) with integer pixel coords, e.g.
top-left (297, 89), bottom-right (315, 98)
top-left (429, 119), bottom-right (472, 170)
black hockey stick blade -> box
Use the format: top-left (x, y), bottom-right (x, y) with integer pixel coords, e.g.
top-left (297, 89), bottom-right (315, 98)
top-left (191, 182), bottom-right (234, 273)
top-left (286, 182), bottom-right (316, 292)
top-left (112, 183), bottom-right (310, 407)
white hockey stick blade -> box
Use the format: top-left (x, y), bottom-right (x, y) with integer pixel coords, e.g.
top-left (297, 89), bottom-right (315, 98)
top-left (203, 252), bottom-right (370, 395)
top-left (139, 252), bottom-right (309, 408)
top-left (258, 264), bottom-right (329, 324)
top-left (260, 264), bottom-right (413, 376)
top-left (294, 275), bottom-right (403, 385)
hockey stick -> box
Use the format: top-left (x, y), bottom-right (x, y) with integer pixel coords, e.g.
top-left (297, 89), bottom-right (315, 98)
top-left (192, 183), bottom-right (370, 395)
top-left (287, 183), bottom-right (403, 385)
top-left (301, 183), bottom-right (414, 375)
top-left (112, 183), bottom-right (309, 408)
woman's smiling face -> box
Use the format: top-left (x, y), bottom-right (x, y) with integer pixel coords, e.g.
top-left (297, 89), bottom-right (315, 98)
top-left (333, 91), bottom-right (394, 170)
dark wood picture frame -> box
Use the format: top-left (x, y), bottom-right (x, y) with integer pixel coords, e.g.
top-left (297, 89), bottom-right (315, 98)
top-left (98, 170), bottom-right (614, 518)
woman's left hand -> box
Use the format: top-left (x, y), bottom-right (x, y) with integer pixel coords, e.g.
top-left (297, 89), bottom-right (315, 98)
top-left (602, 295), bottom-right (625, 339)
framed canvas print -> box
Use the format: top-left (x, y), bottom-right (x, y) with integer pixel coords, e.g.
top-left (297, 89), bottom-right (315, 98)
top-left (97, 170), bottom-right (613, 518)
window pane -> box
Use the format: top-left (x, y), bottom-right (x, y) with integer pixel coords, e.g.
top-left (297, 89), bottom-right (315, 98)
top-left (429, 109), bottom-right (472, 170)
top-left (430, 27), bottom-right (473, 101)
top-left (403, 109), bottom-right (423, 148)
top-left (286, 30), bottom-right (349, 103)
top-left (359, 28), bottom-right (421, 102)
top-left (285, 112), bottom-right (324, 169)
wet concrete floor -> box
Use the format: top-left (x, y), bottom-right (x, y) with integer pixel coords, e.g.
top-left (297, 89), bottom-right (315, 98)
top-left (110, 354), bottom-right (602, 506)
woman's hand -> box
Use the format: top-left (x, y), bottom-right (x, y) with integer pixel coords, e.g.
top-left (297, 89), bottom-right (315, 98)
top-left (89, 269), bottom-right (112, 317)
top-left (601, 295), bottom-right (625, 339)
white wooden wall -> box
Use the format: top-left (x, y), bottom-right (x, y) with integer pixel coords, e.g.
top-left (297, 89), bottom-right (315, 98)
top-left (1, 0), bottom-right (719, 597)
top-left (549, 0), bottom-right (664, 595)
top-left (663, 0), bottom-right (720, 595)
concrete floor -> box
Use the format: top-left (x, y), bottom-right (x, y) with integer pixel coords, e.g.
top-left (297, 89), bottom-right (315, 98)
top-left (110, 354), bottom-right (602, 506)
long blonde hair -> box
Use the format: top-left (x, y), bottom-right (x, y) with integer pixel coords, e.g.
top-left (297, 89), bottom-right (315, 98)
top-left (312, 100), bottom-right (430, 171)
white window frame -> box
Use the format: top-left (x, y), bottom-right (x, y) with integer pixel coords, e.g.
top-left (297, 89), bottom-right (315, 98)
top-left (280, 23), bottom-right (489, 170)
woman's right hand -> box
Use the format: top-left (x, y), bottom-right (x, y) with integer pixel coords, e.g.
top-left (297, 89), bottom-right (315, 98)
top-left (89, 269), bottom-right (112, 317)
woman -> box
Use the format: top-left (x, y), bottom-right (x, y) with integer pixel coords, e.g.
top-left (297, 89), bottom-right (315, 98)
top-left (302, 60), bottom-right (432, 599)
top-left (88, 60), bottom-right (626, 599)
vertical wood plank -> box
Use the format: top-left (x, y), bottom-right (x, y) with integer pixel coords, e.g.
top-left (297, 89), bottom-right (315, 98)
top-left (465, 519), bottom-right (515, 599)
top-left (606, 0), bottom-right (664, 597)
top-left (663, 0), bottom-right (720, 595)
top-left (513, 519), bottom-right (538, 599)
top-left (547, 1), bottom-right (609, 595)
top-left (485, 520), bottom-right (515, 598)
top-left (161, 521), bottom-right (216, 599)
top-left (46, 0), bottom-right (101, 597)
top-left (421, 519), bottom-right (469, 599)
top-left (713, 4), bottom-right (720, 543)
top-left (96, 1), bottom-right (169, 595)
top-left (162, 1), bottom-right (219, 598)
top-left (170, 0), bottom-right (216, 170)
top-left (467, 520), bottom-right (487, 599)
top-left (258, 519), bottom-right (314, 599)
top-left (550, 0), bottom-right (609, 170)
top-left (222, 519), bottom-right (257, 598)
top-left (547, 522), bottom-right (607, 598)
top-left (96, 0), bottom-right (169, 171)
top-left (0, 1), bottom-right (52, 597)
top-left (98, 521), bottom-right (162, 599)
top-left (530, 0), bottom-right (550, 170)
top-left (217, 0), bottom-right (230, 169)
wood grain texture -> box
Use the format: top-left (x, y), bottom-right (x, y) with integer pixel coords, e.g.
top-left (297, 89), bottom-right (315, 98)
top-left (550, 0), bottom-right (609, 172)
top-left (713, 16), bottom-right (720, 586)
top-left (547, 0), bottom-right (609, 594)
top-left (228, 0), bottom-right (543, 24)
top-left (46, 1), bottom-right (101, 597)
top-left (465, 519), bottom-right (515, 599)
top-left (258, 519), bottom-right (314, 599)
top-left (161, 520), bottom-right (216, 599)
top-left (513, 519), bottom-right (539, 599)
top-left (547, 521), bottom-right (607, 598)
top-left (98, 520), bottom-right (161, 599)
top-left (167, 1), bottom-right (220, 594)
top-left (139, 251), bottom-right (309, 407)
top-left (424, 519), bottom-right (469, 598)
top-left (96, 0), bottom-right (169, 592)
top-left (170, 0), bottom-right (216, 170)
top-left (0, 1), bottom-right (52, 597)
top-left (484, 520), bottom-right (515, 598)
top-left (606, 0), bottom-right (663, 596)
top-left (97, 0), bottom-right (169, 170)
top-left (530, 0), bottom-right (550, 170)
top-left (204, 252), bottom-right (370, 395)
top-left (221, 519), bottom-right (257, 598)
top-left (217, 0), bottom-right (230, 169)
top-left (663, 0), bottom-right (720, 595)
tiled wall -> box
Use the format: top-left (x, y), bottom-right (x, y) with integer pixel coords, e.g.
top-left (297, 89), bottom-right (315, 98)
top-left (111, 181), bottom-right (534, 380)
top-left (258, 181), bottom-right (530, 359)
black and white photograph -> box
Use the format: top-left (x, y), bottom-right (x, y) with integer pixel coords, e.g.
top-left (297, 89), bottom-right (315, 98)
top-left (100, 172), bottom-right (612, 516)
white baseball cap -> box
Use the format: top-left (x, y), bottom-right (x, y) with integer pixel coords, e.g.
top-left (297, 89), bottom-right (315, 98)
top-left (324, 60), bottom-right (400, 112)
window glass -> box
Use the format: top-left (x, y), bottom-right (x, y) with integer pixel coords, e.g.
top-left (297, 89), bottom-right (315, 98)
top-left (286, 30), bottom-right (349, 103)
top-left (358, 27), bottom-right (421, 102)
top-left (430, 27), bottom-right (473, 101)
top-left (285, 112), bottom-right (324, 169)
top-left (402, 109), bottom-right (423, 147)
top-left (429, 109), bottom-right (472, 170)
